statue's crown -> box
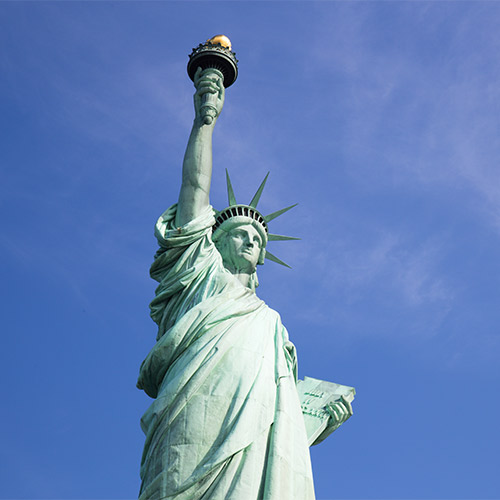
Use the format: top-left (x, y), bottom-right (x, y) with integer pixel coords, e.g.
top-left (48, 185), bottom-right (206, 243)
top-left (212, 170), bottom-right (299, 268)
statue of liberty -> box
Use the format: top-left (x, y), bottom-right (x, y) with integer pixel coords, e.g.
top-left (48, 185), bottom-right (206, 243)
top-left (137, 36), bottom-right (353, 500)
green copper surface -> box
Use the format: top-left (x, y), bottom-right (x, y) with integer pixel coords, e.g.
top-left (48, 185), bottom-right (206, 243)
top-left (137, 46), bottom-right (354, 500)
top-left (264, 203), bottom-right (298, 222)
top-left (225, 169), bottom-right (237, 206)
top-left (249, 172), bottom-right (269, 208)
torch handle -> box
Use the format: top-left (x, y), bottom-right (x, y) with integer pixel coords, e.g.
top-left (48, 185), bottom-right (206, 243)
top-left (198, 68), bottom-right (224, 125)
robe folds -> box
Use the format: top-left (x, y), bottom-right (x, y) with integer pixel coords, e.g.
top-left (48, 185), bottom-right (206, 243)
top-left (137, 204), bottom-right (315, 500)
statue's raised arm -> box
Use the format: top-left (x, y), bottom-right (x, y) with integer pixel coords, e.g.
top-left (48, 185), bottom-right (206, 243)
top-left (175, 67), bottom-right (225, 227)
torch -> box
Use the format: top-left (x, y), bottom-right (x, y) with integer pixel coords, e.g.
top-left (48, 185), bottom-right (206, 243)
top-left (187, 35), bottom-right (239, 125)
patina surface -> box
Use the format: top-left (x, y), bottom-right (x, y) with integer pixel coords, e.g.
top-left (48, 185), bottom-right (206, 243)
top-left (137, 41), bottom-right (352, 500)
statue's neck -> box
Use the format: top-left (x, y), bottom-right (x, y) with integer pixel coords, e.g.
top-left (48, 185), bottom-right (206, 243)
top-left (224, 265), bottom-right (254, 290)
top-left (232, 271), bottom-right (252, 289)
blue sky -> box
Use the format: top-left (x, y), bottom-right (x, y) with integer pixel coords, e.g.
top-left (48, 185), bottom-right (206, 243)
top-left (1, 2), bottom-right (499, 499)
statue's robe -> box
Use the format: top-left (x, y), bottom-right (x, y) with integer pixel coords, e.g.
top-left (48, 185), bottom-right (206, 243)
top-left (137, 204), bottom-right (315, 500)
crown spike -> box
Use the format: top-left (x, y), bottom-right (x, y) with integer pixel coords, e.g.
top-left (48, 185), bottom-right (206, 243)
top-left (249, 172), bottom-right (270, 208)
top-left (264, 203), bottom-right (298, 223)
top-left (268, 234), bottom-right (300, 242)
top-left (265, 250), bottom-right (292, 269)
top-left (226, 169), bottom-right (237, 206)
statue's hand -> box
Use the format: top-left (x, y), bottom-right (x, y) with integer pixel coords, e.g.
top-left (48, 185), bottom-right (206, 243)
top-left (193, 67), bottom-right (225, 125)
top-left (325, 395), bottom-right (353, 430)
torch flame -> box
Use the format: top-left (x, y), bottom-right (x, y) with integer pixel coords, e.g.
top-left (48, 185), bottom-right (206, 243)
top-left (207, 35), bottom-right (232, 50)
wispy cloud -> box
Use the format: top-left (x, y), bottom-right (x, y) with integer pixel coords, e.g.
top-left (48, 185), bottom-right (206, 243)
top-left (284, 225), bottom-right (455, 341)
top-left (303, 3), bottom-right (500, 232)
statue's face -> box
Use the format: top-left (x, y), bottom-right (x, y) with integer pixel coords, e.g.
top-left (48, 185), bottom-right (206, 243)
top-left (220, 224), bottom-right (263, 273)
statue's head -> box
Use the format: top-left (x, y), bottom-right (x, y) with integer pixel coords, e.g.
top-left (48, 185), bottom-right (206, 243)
top-left (213, 221), bottom-right (266, 272)
top-left (212, 170), bottom-right (299, 283)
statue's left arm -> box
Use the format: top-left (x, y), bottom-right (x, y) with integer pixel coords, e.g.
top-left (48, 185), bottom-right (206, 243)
top-left (325, 395), bottom-right (353, 431)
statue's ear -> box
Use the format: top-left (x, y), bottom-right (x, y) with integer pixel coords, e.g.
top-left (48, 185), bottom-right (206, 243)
top-left (258, 248), bottom-right (266, 266)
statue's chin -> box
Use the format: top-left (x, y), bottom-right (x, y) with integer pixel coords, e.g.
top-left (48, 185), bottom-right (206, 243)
top-left (221, 253), bottom-right (257, 275)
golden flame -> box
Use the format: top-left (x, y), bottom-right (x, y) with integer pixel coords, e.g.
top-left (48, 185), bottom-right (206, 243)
top-left (207, 35), bottom-right (232, 50)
